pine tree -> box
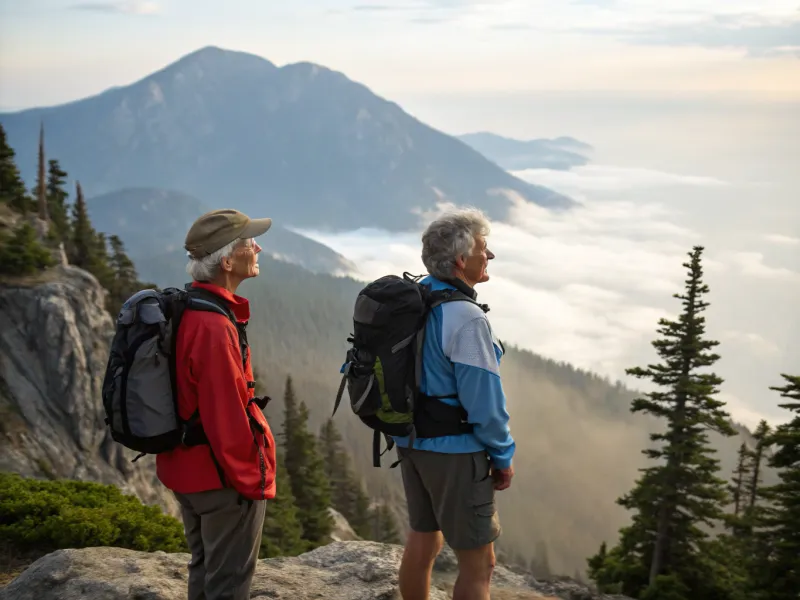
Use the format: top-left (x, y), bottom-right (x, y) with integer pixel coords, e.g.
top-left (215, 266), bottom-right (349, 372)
top-left (46, 159), bottom-right (71, 244)
top-left (105, 234), bottom-right (142, 311)
top-left (281, 376), bottom-right (333, 547)
top-left (0, 222), bottom-right (55, 276)
top-left (92, 231), bottom-right (116, 293)
top-left (587, 246), bottom-right (738, 600)
top-left (69, 181), bottom-right (95, 269)
top-left (318, 417), bottom-right (372, 538)
top-left (36, 123), bottom-right (49, 221)
top-left (729, 442), bottom-right (751, 520)
top-left (0, 124), bottom-right (31, 214)
top-left (259, 452), bottom-right (306, 558)
top-left (250, 371), bottom-right (305, 558)
top-left (745, 420), bottom-right (770, 516)
top-left (751, 374), bottom-right (800, 600)
top-left (369, 502), bottom-right (401, 544)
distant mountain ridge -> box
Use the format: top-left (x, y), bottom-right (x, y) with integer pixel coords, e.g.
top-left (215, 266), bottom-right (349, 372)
top-left (0, 46), bottom-right (574, 233)
top-left (458, 132), bottom-right (592, 171)
top-left (85, 187), bottom-right (356, 275)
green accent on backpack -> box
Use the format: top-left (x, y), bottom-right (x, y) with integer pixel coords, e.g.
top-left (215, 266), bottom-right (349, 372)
top-left (374, 357), bottom-right (413, 425)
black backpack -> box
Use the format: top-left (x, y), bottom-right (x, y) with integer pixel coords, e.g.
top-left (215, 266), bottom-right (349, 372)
top-left (332, 272), bottom-right (487, 467)
top-left (101, 284), bottom-right (264, 464)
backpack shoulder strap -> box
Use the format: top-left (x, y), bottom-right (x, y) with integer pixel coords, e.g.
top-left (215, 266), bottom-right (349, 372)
top-left (428, 288), bottom-right (489, 313)
top-left (183, 285), bottom-right (249, 375)
top-left (185, 285), bottom-right (236, 321)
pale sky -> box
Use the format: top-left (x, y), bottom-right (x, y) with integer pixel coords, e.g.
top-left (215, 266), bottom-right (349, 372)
top-left (1, 0), bottom-right (799, 108)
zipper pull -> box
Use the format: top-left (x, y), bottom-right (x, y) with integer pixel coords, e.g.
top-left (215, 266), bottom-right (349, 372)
top-left (154, 352), bottom-right (160, 367)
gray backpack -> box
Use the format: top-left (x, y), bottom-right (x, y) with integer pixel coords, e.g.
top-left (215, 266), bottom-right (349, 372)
top-left (101, 285), bottom-right (251, 461)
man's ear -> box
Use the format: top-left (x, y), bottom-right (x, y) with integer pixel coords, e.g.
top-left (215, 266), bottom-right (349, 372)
top-left (454, 254), bottom-right (466, 270)
top-left (219, 256), bottom-right (233, 273)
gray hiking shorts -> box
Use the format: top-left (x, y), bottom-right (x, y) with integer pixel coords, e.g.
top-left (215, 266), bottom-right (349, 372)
top-left (397, 446), bottom-right (501, 550)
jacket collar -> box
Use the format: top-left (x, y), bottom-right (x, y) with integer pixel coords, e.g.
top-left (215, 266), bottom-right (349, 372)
top-left (190, 281), bottom-right (250, 323)
top-left (422, 274), bottom-right (478, 300)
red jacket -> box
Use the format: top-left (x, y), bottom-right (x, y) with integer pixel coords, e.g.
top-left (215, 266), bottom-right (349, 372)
top-left (156, 282), bottom-right (277, 501)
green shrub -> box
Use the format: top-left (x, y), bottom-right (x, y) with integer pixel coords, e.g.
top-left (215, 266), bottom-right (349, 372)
top-left (0, 473), bottom-right (187, 554)
top-left (0, 223), bottom-right (55, 276)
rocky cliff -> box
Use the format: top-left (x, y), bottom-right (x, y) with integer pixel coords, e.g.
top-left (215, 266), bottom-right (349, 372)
top-left (0, 264), bottom-right (178, 516)
top-left (0, 541), bottom-right (632, 600)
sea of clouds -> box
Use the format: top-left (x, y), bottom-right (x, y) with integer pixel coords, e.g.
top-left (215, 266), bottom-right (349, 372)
top-left (297, 163), bottom-right (799, 429)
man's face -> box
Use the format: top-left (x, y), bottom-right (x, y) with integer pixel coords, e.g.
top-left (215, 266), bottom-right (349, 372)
top-left (461, 234), bottom-right (494, 286)
top-left (224, 238), bottom-right (262, 280)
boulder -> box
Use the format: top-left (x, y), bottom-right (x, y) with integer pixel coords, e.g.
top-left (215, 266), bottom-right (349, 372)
top-left (0, 541), bottom-right (633, 600)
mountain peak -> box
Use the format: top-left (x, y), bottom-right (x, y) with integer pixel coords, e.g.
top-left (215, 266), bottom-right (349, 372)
top-left (153, 45), bottom-right (277, 78)
top-left (0, 46), bottom-right (574, 231)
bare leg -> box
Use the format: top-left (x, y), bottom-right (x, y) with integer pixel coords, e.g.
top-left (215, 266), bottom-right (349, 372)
top-left (399, 530), bottom-right (444, 600)
top-left (452, 543), bottom-right (496, 600)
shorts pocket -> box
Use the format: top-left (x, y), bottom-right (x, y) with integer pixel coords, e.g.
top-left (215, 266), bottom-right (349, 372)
top-left (466, 475), bottom-right (500, 547)
top-left (470, 452), bottom-right (492, 484)
top-left (469, 457), bottom-right (495, 513)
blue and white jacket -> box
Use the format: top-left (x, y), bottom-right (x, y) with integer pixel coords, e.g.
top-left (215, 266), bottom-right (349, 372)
top-left (392, 275), bottom-right (516, 470)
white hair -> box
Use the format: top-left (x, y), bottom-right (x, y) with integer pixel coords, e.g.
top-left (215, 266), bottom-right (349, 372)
top-left (186, 238), bottom-right (241, 282)
top-left (421, 208), bottom-right (491, 280)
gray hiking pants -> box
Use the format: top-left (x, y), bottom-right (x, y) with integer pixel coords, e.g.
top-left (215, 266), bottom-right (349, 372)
top-left (174, 488), bottom-right (267, 600)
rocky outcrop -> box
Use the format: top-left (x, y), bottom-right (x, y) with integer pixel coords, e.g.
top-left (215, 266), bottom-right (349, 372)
top-left (0, 264), bottom-right (178, 516)
top-left (1, 541), bottom-right (632, 600)
top-left (329, 507), bottom-right (361, 542)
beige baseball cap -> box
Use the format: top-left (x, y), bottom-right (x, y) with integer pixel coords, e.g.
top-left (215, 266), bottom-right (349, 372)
top-left (184, 208), bottom-right (272, 258)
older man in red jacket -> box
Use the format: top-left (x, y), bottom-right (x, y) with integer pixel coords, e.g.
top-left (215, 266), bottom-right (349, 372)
top-left (157, 208), bottom-right (277, 600)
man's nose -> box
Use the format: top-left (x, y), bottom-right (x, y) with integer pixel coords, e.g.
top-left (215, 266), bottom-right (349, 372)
top-left (254, 241), bottom-right (262, 253)
top-left (487, 248), bottom-right (495, 260)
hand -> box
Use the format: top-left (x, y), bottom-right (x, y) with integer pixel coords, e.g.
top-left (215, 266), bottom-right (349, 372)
top-left (491, 463), bottom-right (514, 491)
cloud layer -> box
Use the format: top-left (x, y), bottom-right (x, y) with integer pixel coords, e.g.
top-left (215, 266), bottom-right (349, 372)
top-left (298, 162), bottom-right (798, 429)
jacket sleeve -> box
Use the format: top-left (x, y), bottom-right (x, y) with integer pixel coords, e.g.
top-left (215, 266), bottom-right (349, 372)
top-left (191, 317), bottom-right (259, 495)
top-left (449, 316), bottom-right (516, 470)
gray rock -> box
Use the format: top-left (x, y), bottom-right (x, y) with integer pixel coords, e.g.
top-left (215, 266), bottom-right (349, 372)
top-left (329, 507), bottom-right (361, 542)
top-left (0, 264), bottom-right (178, 516)
top-left (0, 541), bottom-right (449, 600)
top-left (0, 540), bottom-right (634, 600)
top-left (525, 575), bottom-right (633, 600)
top-left (433, 545), bottom-right (528, 589)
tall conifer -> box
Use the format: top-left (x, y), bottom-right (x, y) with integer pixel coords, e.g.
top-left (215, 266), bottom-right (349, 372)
top-left (729, 443), bottom-right (751, 521)
top-left (745, 421), bottom-right (771, 515)
top-left (69, 181), bottom-right (95, 269)
top-left (281, 376), bottom-right (333, 547)
top-left (36, 123), bottom-right (49, 221)
top-left (0, 124), bottom-right (30, 214)
top-left (319, 417), bottom-right (372, 538)
top-left (252, 372), bottom-right (305, 557)
top-left (587, 246), bottom-right (738, 599)
top-left (750, 375), bottom-right (800, 600)
top-left (46, 159), bottom-right (71, 244)
top-left (369, 501), bottom-right (401, 544)
top-left (260, 453), bottom-right (306, 558)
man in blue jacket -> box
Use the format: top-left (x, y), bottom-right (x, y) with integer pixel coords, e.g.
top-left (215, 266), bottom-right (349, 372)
top-left (394, 208), bottom-right (515, 600)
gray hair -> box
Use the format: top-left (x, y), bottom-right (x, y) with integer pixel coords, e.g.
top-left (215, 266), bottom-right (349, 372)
top-left (421, 208), bottom-right (491, 280)
top-left (186, 238), bottom-right (241, 282)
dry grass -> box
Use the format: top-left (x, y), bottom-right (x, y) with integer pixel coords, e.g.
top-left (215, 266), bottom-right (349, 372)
top-left (0, 264), bottom-right (63, 288)
top-left (0, 546), bottom-right (43, 589)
